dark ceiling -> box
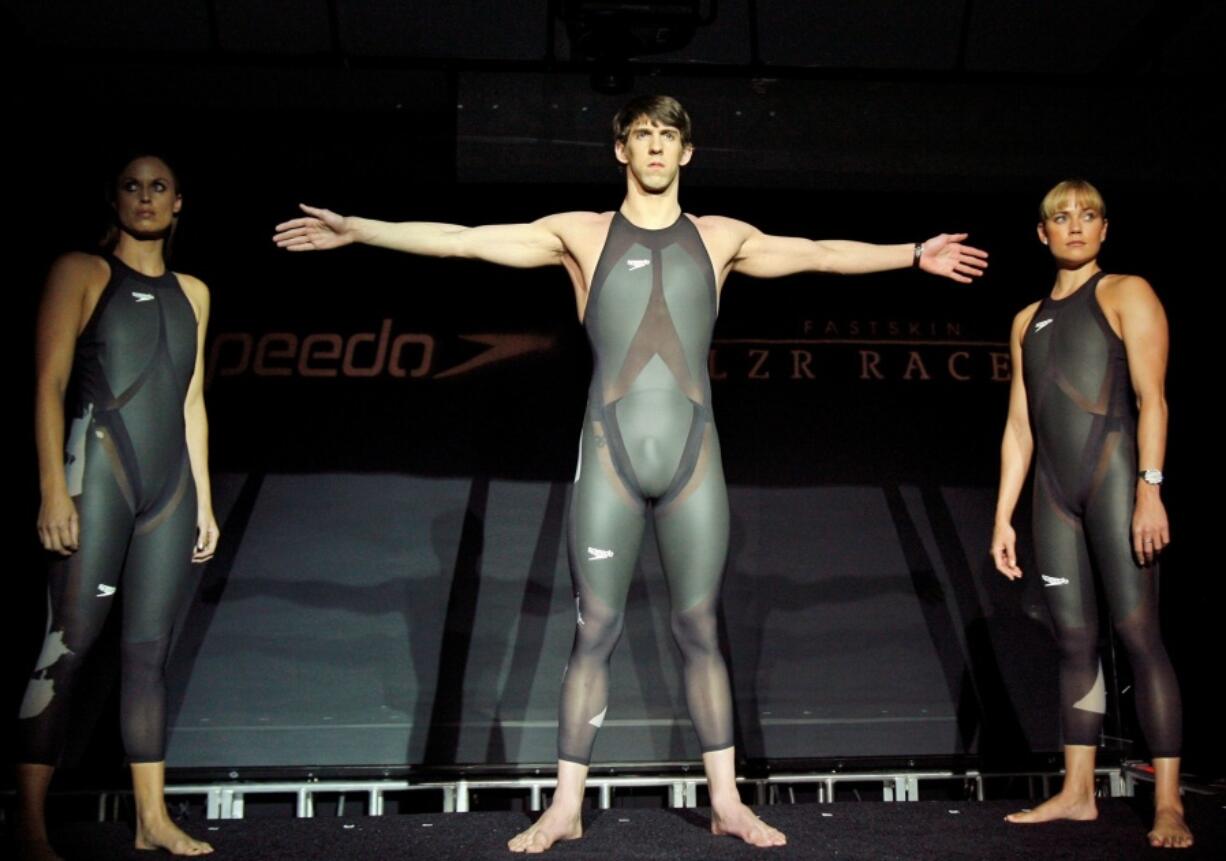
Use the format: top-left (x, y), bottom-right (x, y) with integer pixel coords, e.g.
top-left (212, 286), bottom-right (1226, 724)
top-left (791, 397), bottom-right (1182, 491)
top-left (10, 1), bottom-right (1216, 76)
top-left (9, 2), bottom-right (1220, 192)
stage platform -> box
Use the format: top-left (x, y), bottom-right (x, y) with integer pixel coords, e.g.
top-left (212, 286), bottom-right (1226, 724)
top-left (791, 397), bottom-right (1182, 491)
top-left (26, 795), bottom-right (1224, 860)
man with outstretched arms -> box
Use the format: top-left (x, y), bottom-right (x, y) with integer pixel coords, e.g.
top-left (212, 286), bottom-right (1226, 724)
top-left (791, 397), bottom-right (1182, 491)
top-left (275, 94), bottom-right (987, 852)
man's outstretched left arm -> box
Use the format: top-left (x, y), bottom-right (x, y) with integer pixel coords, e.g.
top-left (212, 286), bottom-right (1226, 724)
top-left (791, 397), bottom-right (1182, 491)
top-left (725, 220), bottom-right (988, 283)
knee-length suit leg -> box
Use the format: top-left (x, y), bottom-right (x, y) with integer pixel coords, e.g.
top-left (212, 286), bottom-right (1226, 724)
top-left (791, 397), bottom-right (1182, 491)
top-left (1082, 434), bottom-right (1181, 757)
top-left (1032, 471), bottom-right (1105, 747)
top-left (19, 446), bottom-right (197, 765)
top-left (19, 437), bottom-right (133, 764)
top-left (559, 421), bottom-right (646, 764)
top-left (654, 423), bottom-right (733, 755)
top-left (120, 456), bottom-right (197, 762)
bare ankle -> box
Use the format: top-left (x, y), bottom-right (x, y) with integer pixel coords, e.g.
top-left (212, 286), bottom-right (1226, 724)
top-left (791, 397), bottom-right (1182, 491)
top-left (710, 792), bottom-right (744, 811)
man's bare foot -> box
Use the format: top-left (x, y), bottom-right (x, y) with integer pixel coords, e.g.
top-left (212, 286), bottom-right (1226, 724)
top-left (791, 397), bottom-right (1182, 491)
top-left (1148, 807), bottom-right (1193, 849)
top-left (134, 816), bottom-right (214, 855)
top-left (711, 801), bottom-right (787, 847)
top-left (507, 806), bottom-right (583, 853)
top-left (1005, 791), bottom-right (1097, 823)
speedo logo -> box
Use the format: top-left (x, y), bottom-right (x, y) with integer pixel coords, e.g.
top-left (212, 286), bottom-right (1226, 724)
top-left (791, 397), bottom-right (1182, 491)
top-left (132, 291), bottom-right (155, 302)
top-left (587, 547), bottom-right (615, 561)
top-left (206, 320), bottom-right (556, 387)
top-left (626, 259), bottom-right (650, 271)
top-left (1042, 575), bottom-right (1069, 588)
top-left (1033, 318), bottom-right (1053, 333)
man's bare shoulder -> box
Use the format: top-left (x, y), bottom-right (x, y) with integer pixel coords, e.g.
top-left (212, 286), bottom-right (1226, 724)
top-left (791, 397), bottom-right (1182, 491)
top-left (689, 214), bottom-right (758, 239)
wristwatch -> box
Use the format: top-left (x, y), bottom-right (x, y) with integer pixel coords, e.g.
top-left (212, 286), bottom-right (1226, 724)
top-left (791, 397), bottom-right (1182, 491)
top-left (1138, 469), bottom-right (1164, 486)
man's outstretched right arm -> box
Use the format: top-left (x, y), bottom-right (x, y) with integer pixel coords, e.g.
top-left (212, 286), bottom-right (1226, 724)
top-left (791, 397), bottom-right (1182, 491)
top-left (273, 204), bottom-right (568, 269)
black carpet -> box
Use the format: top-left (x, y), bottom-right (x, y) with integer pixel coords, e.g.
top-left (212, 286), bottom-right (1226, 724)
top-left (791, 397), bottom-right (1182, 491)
top-left (33, 797), bottom-right (1225, 860)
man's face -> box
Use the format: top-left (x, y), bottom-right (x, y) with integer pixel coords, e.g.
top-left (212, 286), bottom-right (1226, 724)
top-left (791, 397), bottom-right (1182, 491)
top-left (615, 117), bottom-right (693, 193)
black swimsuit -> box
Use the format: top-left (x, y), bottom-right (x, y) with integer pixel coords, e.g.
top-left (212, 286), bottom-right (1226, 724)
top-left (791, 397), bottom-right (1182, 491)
top-left (20, 254), bottom-right (200, 764)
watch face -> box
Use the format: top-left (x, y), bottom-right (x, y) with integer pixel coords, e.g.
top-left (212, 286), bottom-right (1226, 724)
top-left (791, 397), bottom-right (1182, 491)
top-left (1142, 469), bottom-right (1164, 484)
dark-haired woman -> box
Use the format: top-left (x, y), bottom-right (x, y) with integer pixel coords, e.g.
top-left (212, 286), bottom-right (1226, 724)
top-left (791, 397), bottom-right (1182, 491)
top-left (991, 179), bottom-right (1190, 849)
top-left (17, 155), bottom-right (218, 859)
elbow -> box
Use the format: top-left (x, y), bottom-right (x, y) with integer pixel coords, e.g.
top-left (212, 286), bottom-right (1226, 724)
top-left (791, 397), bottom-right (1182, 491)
top-left (810, 248), bottom-right (839, 274)
top-left (1136, 391), bottom-right (1168, 418)
top-left (35, 374), bottom-right (68, 407)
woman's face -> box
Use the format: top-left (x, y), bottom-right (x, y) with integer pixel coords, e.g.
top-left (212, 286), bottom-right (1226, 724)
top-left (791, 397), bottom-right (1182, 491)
top-left (114, 156), bottom-right (181, 239)
top-left (1038, 196), bottom-right (1107, 267)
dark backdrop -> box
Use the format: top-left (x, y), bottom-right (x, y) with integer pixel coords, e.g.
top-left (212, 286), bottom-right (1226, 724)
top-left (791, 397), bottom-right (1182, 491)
top-left (6, 3), bottom-right (1220, 777)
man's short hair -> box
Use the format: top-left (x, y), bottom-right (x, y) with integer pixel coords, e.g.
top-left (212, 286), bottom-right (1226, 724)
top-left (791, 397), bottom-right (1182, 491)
top-left (612, 95), bottom-right (693, 147)
top-left (1039, 178), bottom-right (1106, 221)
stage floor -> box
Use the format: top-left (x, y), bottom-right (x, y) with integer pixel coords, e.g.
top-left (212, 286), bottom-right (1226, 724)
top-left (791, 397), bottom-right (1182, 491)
top-left (28, 797), bottom-right (1224, 860)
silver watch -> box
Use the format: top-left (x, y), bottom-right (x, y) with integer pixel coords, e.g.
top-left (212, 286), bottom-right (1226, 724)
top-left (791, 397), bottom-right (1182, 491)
top-left (1138, 469), bottom-right (1164, 485)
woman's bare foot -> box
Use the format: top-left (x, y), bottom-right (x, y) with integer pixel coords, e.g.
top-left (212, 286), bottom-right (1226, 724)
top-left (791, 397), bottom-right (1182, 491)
top-left (507, 805), bottom-right (583, 853)
top-left (1148, 806), bottom-right (1193, 849)
top-left (134, 815), bottom-right (214, 855)
top-left (711, 800), bottom-right (787, 847)
top-left (1005, 790), bottom-right (1097, 823)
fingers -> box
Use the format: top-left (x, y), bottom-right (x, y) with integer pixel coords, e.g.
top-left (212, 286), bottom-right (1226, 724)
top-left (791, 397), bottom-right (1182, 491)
top-left (991, 544), bottom-right (1022, 579)
top-left (37, 525), bottom-right (60, 554)
top-left (273, 217), bottom-right (314, 232)
top-left (38, 520), bottom-right (77, 556)
top-left (193, 524), bottom-right (220, 563)
top-left (272, 225), bottom-right (322, 250)
top-left (59, 517), bottom-right (79, 553)
top-left (1132, 523), bottom-right (1169, 566)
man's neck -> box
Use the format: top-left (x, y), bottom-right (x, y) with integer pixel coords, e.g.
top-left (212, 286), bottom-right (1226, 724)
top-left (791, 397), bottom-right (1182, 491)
top-left (619, 182), bottom-right (683, 229)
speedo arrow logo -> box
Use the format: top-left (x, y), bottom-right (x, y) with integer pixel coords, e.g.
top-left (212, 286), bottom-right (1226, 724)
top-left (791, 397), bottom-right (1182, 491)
top-left (433, 334), bottom-right (557, 379)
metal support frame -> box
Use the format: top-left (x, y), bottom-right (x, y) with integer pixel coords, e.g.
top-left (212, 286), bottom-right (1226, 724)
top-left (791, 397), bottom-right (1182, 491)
top-left (59, 765), bottom-right (1130, 822)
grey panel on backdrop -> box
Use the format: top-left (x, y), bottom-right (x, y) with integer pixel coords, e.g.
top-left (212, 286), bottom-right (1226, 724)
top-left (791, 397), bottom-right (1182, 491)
top-left (940, 486), bottom-right (1062, 752)
top-left (168, 477), bottom-right (976, 767)
top-left (167, 473), bottom-right (474, 767)
top-left (724, 486), bottom-right (960, 758)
